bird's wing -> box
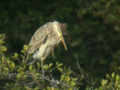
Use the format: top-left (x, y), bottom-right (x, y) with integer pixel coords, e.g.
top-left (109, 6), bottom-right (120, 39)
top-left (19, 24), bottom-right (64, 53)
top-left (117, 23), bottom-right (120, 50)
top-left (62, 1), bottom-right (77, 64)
top-left (28, 23), bottom-right (52, 54)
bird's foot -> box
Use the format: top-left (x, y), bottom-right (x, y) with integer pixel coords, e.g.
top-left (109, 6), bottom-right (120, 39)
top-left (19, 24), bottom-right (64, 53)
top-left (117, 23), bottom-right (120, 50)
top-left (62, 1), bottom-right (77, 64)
top-left (27, 59), bottom-right (38, 65)
top-left (41, 68), bottom-right (45, 79)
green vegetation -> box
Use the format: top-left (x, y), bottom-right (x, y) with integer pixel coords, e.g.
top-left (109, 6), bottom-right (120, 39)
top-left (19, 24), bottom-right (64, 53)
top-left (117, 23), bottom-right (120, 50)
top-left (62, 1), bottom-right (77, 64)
top-left (0, 0), bottom-right (120, 89)
top-left (0, 34), bottom-right (78, 90)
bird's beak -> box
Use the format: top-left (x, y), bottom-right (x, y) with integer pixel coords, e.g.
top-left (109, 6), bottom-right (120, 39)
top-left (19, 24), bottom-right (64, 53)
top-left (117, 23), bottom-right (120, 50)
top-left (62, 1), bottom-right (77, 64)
top-left (53, 22), bottom-right (68, 50)
top-left (61, 37), bottom-right (68, 50)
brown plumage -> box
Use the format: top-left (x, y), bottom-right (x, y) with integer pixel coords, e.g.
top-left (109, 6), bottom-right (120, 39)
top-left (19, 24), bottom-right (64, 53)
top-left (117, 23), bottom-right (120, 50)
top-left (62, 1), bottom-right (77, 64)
top-left (28, 21), bottom-right (68, 62)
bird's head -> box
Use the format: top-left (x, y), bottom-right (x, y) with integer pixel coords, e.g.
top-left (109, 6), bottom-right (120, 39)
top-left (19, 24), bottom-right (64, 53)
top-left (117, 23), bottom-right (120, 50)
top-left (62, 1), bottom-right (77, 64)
top-left (52, 21), bottom-right (68, 50)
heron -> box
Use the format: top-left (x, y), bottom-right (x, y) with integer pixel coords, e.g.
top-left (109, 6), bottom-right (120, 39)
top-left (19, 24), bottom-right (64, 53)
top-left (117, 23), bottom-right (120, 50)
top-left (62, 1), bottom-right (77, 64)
top-left (27, 21), bottom-right (68, 75)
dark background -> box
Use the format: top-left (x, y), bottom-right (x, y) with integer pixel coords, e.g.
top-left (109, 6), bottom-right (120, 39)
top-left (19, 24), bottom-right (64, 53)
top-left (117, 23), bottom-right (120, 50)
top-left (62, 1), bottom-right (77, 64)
top-left (0, 0), bottom-right (120, 89)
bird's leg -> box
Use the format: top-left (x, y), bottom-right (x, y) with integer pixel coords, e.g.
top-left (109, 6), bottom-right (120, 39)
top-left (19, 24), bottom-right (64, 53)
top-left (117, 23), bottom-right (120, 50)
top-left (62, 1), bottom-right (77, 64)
top-left (27, 58), bottom-right (38, 65)
top-left (41, 59), bottom-right (45, 78)
top-left (51, 47), bottom-right (55, 58)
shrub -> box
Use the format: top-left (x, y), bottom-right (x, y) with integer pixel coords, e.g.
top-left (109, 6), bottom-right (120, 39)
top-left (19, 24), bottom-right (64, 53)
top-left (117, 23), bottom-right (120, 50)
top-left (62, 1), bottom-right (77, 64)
top-left (0, 34), bottom-right (78, 90)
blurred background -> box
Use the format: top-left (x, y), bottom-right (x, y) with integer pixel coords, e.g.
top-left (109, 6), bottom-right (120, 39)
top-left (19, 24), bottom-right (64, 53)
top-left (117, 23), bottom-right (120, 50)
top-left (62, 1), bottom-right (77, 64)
top-left (0, 0), bottom-right (120, 89)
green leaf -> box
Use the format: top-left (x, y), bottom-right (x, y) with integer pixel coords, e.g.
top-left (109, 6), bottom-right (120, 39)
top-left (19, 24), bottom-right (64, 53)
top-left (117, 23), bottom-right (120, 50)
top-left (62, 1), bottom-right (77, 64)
top-left (29, 65), bottom-right (33, 71)
top-left (0, 46), bottom-right (7, 52)
top-left (43, 64), bottom-right (49, 70)
top-left (10, 62), bottom-right (15, 69)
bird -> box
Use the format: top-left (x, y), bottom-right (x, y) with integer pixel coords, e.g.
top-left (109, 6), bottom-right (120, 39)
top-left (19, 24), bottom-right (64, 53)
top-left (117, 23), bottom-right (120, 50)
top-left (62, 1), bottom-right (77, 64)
top-left (27, 21), bottom-right (68, 75)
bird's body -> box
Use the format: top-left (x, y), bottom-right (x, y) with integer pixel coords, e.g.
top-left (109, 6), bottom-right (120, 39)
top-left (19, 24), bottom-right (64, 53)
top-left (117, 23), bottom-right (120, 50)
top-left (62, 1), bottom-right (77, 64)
top-left (28, 21), bottom-right (67, 62)
top-left (32, 37), bottom-right (57, 60)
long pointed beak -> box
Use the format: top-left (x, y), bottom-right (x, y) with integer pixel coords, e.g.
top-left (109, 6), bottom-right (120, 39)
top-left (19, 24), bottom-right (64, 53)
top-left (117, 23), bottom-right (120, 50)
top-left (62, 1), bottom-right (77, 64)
top-left (53, 22), bottom-right (68, 50)
top-left (61, 37), bottom-right (68, 50)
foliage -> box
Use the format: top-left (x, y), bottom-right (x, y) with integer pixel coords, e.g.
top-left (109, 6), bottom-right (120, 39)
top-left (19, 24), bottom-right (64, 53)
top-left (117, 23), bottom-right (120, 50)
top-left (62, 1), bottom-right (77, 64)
top-left (0, 34), bottom-right (79, 89)
top-left (95, 73), bottom-right (120, 90)
top-left (0, 0), bottom-right (120, 89)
